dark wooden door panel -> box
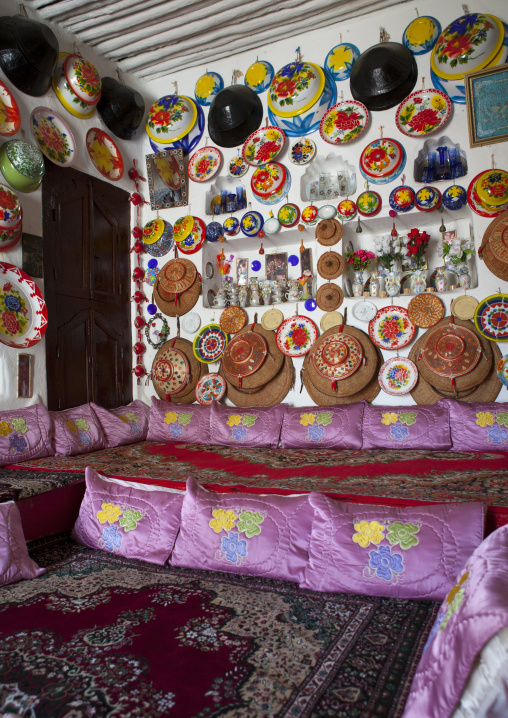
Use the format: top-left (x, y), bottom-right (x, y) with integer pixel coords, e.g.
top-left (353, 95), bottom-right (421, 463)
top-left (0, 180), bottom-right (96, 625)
top-left (52, 176), bottom-right (90, 299)
top-left (54, 306), bottom-right (92, 411)
top-left (93, 308), bottom-right (128, 408)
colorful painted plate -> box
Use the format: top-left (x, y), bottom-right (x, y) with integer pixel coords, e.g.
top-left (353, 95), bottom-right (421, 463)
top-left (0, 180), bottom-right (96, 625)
top-left (311, 333), bottom-right (363, 381)
top-left (242, 126), bottom-right (285, 166)
top-left (193, 323), bottom-right (228, 363)
top-left (142, 218), bottom-right (174, 258)
top-left (240, 211), bottom-right (264, 237)
top-left (268, 62), bottom-right (325, 118)
top-left (278, 203), bottom-right (300, 227)
top-left (0, 80), bottom-right (20, 137)
top-left (468, 172), bottom-right (508, 218)
top-left (474, 294), bottom-right (508, 342)
top-left (442, 185), bottom-right (467, 210)
top-left (177, 216), bottom-right (205, 254)
top-left (227, 154), bottom-right (249, 177)
top-left (152, 347), bottom-right (190, 395)
top-left (288, 138), bottom-right (316, 165)
top-left (244, 60), bottom-right (274, 93)
top-left (395, 88), bottom-right (452, 138)
top-left (251, 161), bottom-right (287, 198)
top-left (337, 199), bottom-right (357, 221)
top-left (451, 295), bottom-right (479, 320)
top-left (496, 355), bottom-right (508, 387)
top-left (403, 16), bottom-right (441, 55)
top-left (319, 100), bottom-right (369, 145)
top-left (64, 54), bottom-right (101, 105)
top-left (389, 185), bottom-right (415, 213)
top-left (415, 186), bottom-right (442, 212)
top-left (195, 372), bottom-right (226, 405)
top-left (222, 331), bottom-right (267, 379)
top-left (408, 293), bottom-right (445, 328)
top-left (146, 95), bottom-right (197, 144)
top-left (302, 205), bottom-right (318, 225)
top-left (368, 306), bottom-right (416, 350)
top-left (378, 356), bottom-right (419, 395)
top-left (356, 190), bottom-right (382, 217)
top-left (194, 72), bottom-right (223, 106)
top-left (360, 137), bottom-right (404, 180)
top-left (0, 262), bottom-right (48, 348)
top-left (421, 324), bottom-right (482, 378)
top-left (85, 128), bottom-right (123, 180)
top-left (476, 170), bottom-right (508, 208)
top-left (276, 315), bottom-right (318, 357)
top-left (324, 43), bottom-right (360, 81)
top-left (173, 215), bottom-right (194, 243)
top-left (148, 101), bottom-right (205, 158)
top-left (187, 146), bottom-right (222, 182)
top-left (220, 306), bottom-right (247, 334)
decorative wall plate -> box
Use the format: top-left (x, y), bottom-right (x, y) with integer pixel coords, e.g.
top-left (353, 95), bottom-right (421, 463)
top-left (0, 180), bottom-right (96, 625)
top-left (0, 262), bottom-right (48, 348)
top-left (320, 311), bottom-right (343, 331)
top-left (182, 312), bottom-right (201, 334)
top-left (52, 52), bottom-right (96, 119)
top-left (474, 294), bottom-right (508, 341)
top-left (195, 373), bottom-right (226, 405)
top-left (220, 306), bottom-right (247, 334)
top-left (86, 128), bottom-right (123, 180)
top-left (251, 161), bottom-right (286, 198)
top-left (389, 185), bottom-right (415, 212)
top-left (403, 16), bottom-right (441, 55)
top-left (142, 219), bottom-right (174, 258)
top-left (324, 43), bottom-right (360, 81)
top-left (152, 346), bottom-right (190, 395)
top-left (0, 184), bottom-right (21, 227)
top-left (242, 126), bottom-right (285, 166)
top-left (177, 216), bottom-right (205, 254)
top-left (496, 355), bottom-right (508, 388)
top-left (468, 172), bottom-right (508, 218)
top-left (276, 315), bottom-right (318, 357)
top-left (395, 88), bottom-right (451, 137)
top-left (317, 204), bottom-right (337, 220)
top-left (0, 80), bottom-right (20, 137)
top-left (194, 72), bottom-right (223, 106)
top-left (173, 215), bottom-right (194, 243)
top-left (408, 293), bottom-right (445, 328)
top-left (415, 185), bottom-right (442, 212)
top-left (359, 146), bottom-right (407, 186)
top-left (357, 190), bottom-right (382, 217)
top-left (421, 324), bottom-right (482, 378)
top-left (451, 295), bottom-right (479, 320)
top-left (193, 324), bottom-right (228, 363)
top-left (378, 356), bottom-right (419, 395)
top-left (289, 138), bottom-right (316, 165)
top-left (222, 331), bottom-right (267, 379)
top-left (301, 205), bottom-right (318, 225)
top-left (244, 60), bottom-right (274, 93)
top-left (227, 154), bottom-right (249, 177)
top-left (187, 146), bottom-right (222, 182)
top-left (158, 257), bottom-right (197, 295)
top-left (319, 100), bottom-right (369, 145)
top-left (146, 95), bottom-right (197, 144)
top-left (148, 101), bottom-right (205, 157)
top-left (442, 184), bottom-right (467, 210)
top-left (337, 199), bottom-right (357, 220)
top-left (311, 333), bottom-right (363, 381)
top-left (240, 210), bottom-right (264, 237)
top-left (64, 54), bottom-right (101, 106)
top-left (360, 137), bottom-right (404, 179)
top-left (369, 306), bottom-right (416, 350)
top-left (476, 170), bottom-right (508, 208)
top-left (261, 308), bottom-right (284, 330)
top-left (268, 61), bottom-right (325, 118)
top-left (352, 300), bottom-right (377, 322)
top-left (278, 203), bottom-right (300, 227)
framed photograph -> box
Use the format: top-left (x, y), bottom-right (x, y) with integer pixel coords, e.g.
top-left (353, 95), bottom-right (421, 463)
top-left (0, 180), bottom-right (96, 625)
top-left (236, 258), bottom-right (248, 286)
top-left (22, 233), bottom-right (43, 278)
top-left (17, 354), bottom-right (33, 399)
top-left (146, 149), bottom-right (188, 210)
top-left (465, 62), bottom-right (508, 148)
top-left (265, 252), bottom-right (288, 282)
top-left (301, 247), bottom-right (312, 275)
top-left (443, 230), bottom-right (456, 242)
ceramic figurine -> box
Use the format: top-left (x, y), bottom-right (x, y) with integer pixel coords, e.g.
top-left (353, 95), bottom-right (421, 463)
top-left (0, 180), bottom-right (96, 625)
top-left (385, 271), bottom-right (401, 297)
top-left (369, 272), bottom-right (381, 297)
top-left (434, 266), bottom-right (447, 293)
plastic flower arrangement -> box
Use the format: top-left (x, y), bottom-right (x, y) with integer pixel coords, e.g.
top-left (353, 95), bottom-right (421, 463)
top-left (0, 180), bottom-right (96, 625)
top-left (345, 248), bottom-right (376, 271)
top-left (373, 234), bottom-right (404, 271)
top-left (440, 235), bottom-right (474, 265)
top-left (403, 228), bottom-right (430, 269)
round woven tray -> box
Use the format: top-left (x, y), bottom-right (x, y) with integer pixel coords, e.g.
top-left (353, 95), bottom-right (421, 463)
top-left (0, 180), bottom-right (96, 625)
top-left (417, 317), bottom-right (492, 392)
top-left (154, 277), bottom-right (200, 317)
top-left (306, 325), bottom-right (377, 397)
top-left (317, 251), bottom-right (345, 280)
top-left (221, 323), bottom-right (284, 390)
top-left (479, 210), bottom-right (508, 282)
top-left (152, 337), bottom-right (206, 402)
top-left (316, 282), bottom-right (344, 311)
top-left (316, 218), bottom-right (343, 246)
top-left (224, 354), bottom-right (295, 407)
top-left (158, 258), bottom-right (197, 297)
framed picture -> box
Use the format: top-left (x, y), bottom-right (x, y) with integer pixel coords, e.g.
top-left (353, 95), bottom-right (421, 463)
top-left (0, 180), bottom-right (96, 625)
top-left (266, 252), bottom-right (288, 282)
top-left (146, 149), bottom-right (188, 210)
top-left (443, 230), bottom-right (456, 242)
top-left (301, 247), bottom-right (312, 275)
top-left (236, 258), bottom-right (248, 286)
top-left (17, 354), bottom-right (33, 399)
top-left (465, 62), bottom-right (508, 148)
top-left (22, 233), bottom-right (43, 278)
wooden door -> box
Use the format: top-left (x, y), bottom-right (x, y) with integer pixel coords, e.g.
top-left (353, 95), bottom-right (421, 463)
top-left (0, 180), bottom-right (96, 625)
top-left (43, 163), bottom-right (132, 410)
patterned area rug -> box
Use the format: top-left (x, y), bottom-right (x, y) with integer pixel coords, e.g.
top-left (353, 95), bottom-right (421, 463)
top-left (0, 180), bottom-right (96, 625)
top-left (0, 534), bottom-right (438, 718)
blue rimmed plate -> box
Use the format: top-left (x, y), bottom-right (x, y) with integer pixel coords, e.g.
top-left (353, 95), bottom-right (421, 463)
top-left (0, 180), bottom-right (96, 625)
top-left (474, 294), bottom-right (508, 342)
top-left (194, 72), bottom-right (223, 106)
top-left (244, 61), bottom-right (274, 93)
top-left (403, 16), bottom-right (441, 55)
top-left (149, 101), bottom-right (205, 157)
top-left (240, 210), bottom-right (264, 236)
top-left (324, 43), bottom-right (360, 81)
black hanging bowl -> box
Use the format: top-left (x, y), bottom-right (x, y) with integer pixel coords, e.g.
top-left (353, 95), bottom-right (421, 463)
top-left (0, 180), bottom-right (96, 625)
top-left (97, 76), bottom-right (146, 140)
top-left (0, 15), bottom-right (59, 97)
top-left (349, 42), bottom-right (418, 112)
top-left (208, 85), bottom-right (263, 148)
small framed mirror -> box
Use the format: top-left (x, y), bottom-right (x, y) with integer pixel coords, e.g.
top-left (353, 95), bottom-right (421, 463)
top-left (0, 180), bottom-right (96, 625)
top-left (146, 149), bottom-right (188, 210)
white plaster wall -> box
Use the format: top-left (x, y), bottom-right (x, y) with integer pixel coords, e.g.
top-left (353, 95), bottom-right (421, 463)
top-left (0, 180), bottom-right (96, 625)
top-left (1, 0), bottom-right (508, 410)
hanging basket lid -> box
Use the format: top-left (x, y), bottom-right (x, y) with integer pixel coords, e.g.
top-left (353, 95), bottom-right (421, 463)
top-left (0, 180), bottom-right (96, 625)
top-left (222, 331), bottom-right (267, 379)
top-left (154, 276), bottom-right (200, 317)
top-left (222, 354), bottom-right (295, 407)
top-left (407, 293), bottom-right (445, 328)
top-left (479, 211), bottom-right (508, 281)
top-left (152, 338), bottom-right (206, 403)
top-left (317, 251), bottom-right (345, 280)
top-left (151, 345), bottom-right (190, 396)
top-left (220, 305), bottom-right (247, 334)
top-left (222, 323), bottom-right (284, 390)
top-left (158, 258), bottom-right (197, 296)
top-left (316, 282), bottom-right (344, 311)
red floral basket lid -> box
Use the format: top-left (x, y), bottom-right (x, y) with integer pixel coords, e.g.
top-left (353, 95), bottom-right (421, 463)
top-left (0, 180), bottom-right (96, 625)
top-left (222, 331), bottom-right (267, 380)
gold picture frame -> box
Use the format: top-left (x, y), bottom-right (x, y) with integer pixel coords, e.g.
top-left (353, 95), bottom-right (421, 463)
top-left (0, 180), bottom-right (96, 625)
top-left (465, 62), bottom-right (508, 148)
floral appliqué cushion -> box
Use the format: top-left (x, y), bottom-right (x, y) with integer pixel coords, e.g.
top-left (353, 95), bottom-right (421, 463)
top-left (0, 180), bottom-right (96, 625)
top-left (49, 403), bottom-right (106, 457)
top-left (171, 477), bottom-right (314, 583)
top-left (147, 398), bottom-right (210, 444)
top-left (209, 402), bottom-right (286, 448)
top-left (444, 400), bottom-right (508, 451)
top-left (72, 467), bottom-right (184, 565)
top-left (91, 400), bottom-right (149, 448)
top-left (0, 501), bottom-right (46, 586)
top-left (280, 403), bottom-right (364, 449)
top-left (0, 403), bottom-right (53, 467)
top-left (361, 402), bottom-right (452, 450)
top-left (301, 494), bottom-right (484, 600)
top-left (404, 523), bottom-right (508, 718)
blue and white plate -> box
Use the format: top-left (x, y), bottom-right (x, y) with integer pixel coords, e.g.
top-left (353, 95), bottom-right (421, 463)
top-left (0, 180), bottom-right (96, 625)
top-left (149, 101), bottom-right (205, 157)
top-left (240, 210), bottom-right (264, 236)
top-left (324, 43), bottom-right (360, 81)
top-left (244, 61), bottom-right (274, 93)
top-left (403, 16), bottom-right (441, 55)
top-left (442, 185), bottom-right (467, 210)
top-left (194, 72), bottom-right (223, 106)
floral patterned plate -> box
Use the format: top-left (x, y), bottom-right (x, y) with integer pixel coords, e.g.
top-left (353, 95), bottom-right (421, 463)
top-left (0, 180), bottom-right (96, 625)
top-left (64, 54), bottom-right (101, 106)
top-left (195, 373), bottom-right (226, 405)
top-left (468, 172), bottom-right (508, 218)
top-left (378, 356), bottom-right (419, 395)
top-left (474, 293), bottom-right (508, 342)
top-left (324, 43), bottom-right (360, 81)
top-left (146, 95), bottom-right (197, 144)
top-left (0, 80), bottom-right (20, 137)
top-left (359, 138), bottom-right (404, 180)
top-left (194, 72), bottom-right (223, 106)
top-left (227, 154), bottom-right (249, 177)
top-left (288, 138), bottom-right (316, 165)
top-left (395, 88), bottom-right (452, 137)
top-left (319, 100), bottom-right (369, 145)
top-left (173, 215), bottom-right (194, 243)
top-left (496, 355), bottom-right (508, 387)
top-left (278, 202), bottom-right (300, 227)
top-left (30, 107), bottom-right (76, 166)
top-left (187, 146), bottom-right (222, 182)
top-left (244, 61), bottom-right (274, 93)
top-left (242, 126), bottom-right (285, 166)
top-left (193, 323), bottom-right (228, 363)
top-left (389, 185), bottom-right (415, 213)
top-left (415, 186), bottom-right (442, 212)
top-left (476, 169), bottom-right (508, 208)
top-left (268, 61), bottom-right (325, 118)
top-left (442, 185), bottom-right (467, 210)
top-left (240, 210), bottom-right (264, 237)
top-left (86, 128), bottom-right (123, 181)
top-left (337, 198), bottom-right (357, 221)
top-left (368, 306), bottom-right (416, 350)
top-left (0, 262), bottom-right (48, 348)
top-left (357, 190), bottom-right (382, 217)
top-left (176, 216), bottom-right (205, 254)
top-left (276, 315), bottom-right (318, 357)
top-left (251, 161), bottom-right (287, 198)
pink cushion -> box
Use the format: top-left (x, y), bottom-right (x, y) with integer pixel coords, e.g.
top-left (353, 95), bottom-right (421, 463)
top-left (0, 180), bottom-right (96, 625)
top-left (147, 398), bottom-right (210, 444)
top-left (301, 494), bottom-right (485, 600)
top-left (445, 399), bottom-right (508, 451)
top-left (91, 400), bottom-right (149, 448)
top-left (72, 467), bottom-right (184, 565)
top-left (0, 501), bottom-right (45, 585)
top-left (280, 403), bottom-right (364, 449)
top-left (209, 402), bottom-right (286, 448)
top-left (0, 403), bottom-right (53, 467)
top-left (361, 402), bottom-right (452, 450)
top-left (171, 477), bottom-right (314, 583)
top-left (49, 403), bottom-right (106, 456)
